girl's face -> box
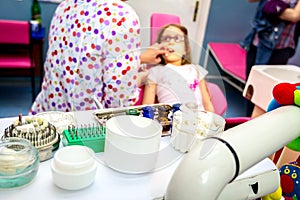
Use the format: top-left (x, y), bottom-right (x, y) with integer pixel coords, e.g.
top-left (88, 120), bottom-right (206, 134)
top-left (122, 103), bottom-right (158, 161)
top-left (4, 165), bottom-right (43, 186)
top-left (160, 26), bottom-right (186, 65)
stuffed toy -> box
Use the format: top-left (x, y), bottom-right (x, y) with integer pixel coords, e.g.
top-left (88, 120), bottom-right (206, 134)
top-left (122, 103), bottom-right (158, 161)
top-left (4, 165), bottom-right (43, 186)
top-left (265, 82), bottom-right (300, 200)
top-left (267, 82), bottom-right (300, 151)
top-left (261, 186), bottom-right (282, 200)
top-left (279, 162), bottom-right (300, 200)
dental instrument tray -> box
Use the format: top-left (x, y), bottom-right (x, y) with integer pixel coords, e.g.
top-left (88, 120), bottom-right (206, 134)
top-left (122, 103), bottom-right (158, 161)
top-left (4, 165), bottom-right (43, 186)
top-left (62, 124), bottom-right (106, 153)
top-left (3, 114), bottom-right (60, 161)
top-left (93, 103), bottom-right (174, 134)
top-left (63, 104), bottom-right (173, 152)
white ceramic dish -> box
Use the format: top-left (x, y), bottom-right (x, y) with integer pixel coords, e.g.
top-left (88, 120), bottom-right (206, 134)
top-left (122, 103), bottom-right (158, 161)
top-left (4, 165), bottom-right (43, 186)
top-left (50, 146), bottom-right (97, 190)
top-left (104, 115), bottom-right (162, 174)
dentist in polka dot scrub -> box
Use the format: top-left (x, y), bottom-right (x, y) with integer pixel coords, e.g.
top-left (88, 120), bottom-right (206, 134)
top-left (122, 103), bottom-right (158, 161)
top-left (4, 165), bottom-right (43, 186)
top-left (30, 0), bottom-right (165, 114)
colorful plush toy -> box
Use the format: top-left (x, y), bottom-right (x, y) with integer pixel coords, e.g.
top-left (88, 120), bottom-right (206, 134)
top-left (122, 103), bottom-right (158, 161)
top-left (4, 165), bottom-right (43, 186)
top-left (266, 82), bottom-right (300, 200)
top-left (267, 82), bottom-right (300, 109)
top-left (279, 162), bottom-right (300, 200)
top-left (267, 82), bottom-right (300, 151)
top-left (262, 186), bottom-right (282, 200)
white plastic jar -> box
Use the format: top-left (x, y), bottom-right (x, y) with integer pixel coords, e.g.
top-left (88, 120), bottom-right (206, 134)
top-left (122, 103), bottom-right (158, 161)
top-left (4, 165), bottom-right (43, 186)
top-left (51, 145), bottom-right (97, 190)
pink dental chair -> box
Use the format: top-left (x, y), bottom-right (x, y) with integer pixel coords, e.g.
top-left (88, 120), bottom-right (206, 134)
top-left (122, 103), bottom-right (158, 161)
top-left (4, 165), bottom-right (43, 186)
top-left (0, 19), bottom-right (36, 101)
top-left (150, 13), bottom-right (181, 45)
top-left (136, 12), bottom-right (251, 127)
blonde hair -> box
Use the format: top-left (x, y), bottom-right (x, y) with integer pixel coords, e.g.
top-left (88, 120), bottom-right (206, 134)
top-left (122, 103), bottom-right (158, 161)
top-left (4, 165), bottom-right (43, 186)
top-left (156, 24), bottom-right (192, 65)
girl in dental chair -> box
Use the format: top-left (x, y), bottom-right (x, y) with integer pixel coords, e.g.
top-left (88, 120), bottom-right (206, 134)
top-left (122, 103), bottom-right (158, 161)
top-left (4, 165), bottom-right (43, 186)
top-left (142, 24), bottom-right (215, 113)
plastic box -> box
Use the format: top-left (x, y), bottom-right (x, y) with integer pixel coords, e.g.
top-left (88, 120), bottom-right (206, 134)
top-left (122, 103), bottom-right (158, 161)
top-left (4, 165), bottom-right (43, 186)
top-left (62, 126), bottom-right (106, 153)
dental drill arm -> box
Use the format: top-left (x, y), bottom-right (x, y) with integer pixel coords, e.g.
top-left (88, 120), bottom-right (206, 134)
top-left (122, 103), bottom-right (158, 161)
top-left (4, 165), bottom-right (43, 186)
top-left (165, 136), bottom-right (237, 200)
top-left (165, 106), bottom-right (300, 200)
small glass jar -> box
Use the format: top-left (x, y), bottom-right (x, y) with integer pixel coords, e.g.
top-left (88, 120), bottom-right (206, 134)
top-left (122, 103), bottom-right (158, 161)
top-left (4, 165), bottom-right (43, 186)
top-left (0, 137), bottom-right (39, 189)
top-left (171, 109), bottom-right (199, 153)
top-left (170, 102), bottom-right (226, 153)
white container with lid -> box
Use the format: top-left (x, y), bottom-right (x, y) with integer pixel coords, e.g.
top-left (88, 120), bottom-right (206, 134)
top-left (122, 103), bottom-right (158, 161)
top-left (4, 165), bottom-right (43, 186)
top-left (104, 115), bottom-right (162, 174)
top-left (50, 145), bottom-right (97, 190)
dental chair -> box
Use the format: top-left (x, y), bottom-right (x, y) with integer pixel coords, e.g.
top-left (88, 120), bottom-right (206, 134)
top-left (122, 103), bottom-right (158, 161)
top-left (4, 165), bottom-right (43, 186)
top-left (134, 13), bottom-right (181, 107)
top-left (150, 13), bottom-right (181, 45)
top-left (140, 13), bottom-right (284, 200)
top-left (0, 19), bottom-right (36, 101)
top-left (138, 13), bottom-right (250, 120)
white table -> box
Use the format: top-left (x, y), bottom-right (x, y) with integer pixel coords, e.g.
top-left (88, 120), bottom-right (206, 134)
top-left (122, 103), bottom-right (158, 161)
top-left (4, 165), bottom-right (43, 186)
top-left (0, 111), bottom-right (279, 200)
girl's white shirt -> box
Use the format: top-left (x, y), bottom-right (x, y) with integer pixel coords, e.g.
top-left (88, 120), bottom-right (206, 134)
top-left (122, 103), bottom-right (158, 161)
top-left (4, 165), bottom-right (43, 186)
top-left (147, 63), bottom-right (208, 110)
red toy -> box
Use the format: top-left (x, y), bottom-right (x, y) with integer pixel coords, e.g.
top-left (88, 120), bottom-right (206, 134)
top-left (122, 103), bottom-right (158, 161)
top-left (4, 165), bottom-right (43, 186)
top-left (272, 82), bottom-right (300, 106)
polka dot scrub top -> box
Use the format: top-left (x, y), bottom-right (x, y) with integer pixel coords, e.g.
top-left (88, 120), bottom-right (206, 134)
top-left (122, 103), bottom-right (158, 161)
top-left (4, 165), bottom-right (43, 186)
top-left (30, 0), bottom-right (141, 115)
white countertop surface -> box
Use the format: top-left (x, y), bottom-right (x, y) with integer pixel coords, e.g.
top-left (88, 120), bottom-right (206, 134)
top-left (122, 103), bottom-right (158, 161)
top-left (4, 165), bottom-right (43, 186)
top-left (0, 111), bottom-right (278, 200)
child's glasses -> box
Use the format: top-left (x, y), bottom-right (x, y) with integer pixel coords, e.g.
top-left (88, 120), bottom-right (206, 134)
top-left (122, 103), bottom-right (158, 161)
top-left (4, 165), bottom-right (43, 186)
top-left (160, 35), bottom-right (184, 43)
